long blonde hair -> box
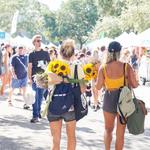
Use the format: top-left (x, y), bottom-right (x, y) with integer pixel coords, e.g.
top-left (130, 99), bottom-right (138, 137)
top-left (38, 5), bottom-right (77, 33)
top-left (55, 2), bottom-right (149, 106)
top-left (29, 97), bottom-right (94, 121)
top-left (104, 51), bottom-right (120, 64)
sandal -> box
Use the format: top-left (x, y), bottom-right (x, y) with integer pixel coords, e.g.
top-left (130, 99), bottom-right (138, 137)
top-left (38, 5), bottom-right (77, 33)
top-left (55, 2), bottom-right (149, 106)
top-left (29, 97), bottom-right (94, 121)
top-left (8, 100), bottom-right (13, 106)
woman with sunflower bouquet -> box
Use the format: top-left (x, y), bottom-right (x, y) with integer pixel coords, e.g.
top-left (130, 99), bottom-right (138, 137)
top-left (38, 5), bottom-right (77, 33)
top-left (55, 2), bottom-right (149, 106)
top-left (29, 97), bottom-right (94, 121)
top-left (83, 50), bottom-right (101, 111)
top-left (46, 39), bottom-right (86, 150)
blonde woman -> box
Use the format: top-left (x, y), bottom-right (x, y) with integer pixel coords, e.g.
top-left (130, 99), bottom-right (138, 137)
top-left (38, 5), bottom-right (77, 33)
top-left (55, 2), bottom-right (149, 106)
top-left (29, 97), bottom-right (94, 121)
top-left (48, 39), bottom-right (86, 150)
top-left (96, 41), bottom-right (138, 150)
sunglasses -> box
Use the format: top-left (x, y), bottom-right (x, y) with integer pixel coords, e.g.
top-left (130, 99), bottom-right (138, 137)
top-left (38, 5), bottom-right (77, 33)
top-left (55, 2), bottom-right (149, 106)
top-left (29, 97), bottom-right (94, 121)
top-left (18, 46), bottom-right (24, 49)
top-left (35, 40), bottom-right (41, 43)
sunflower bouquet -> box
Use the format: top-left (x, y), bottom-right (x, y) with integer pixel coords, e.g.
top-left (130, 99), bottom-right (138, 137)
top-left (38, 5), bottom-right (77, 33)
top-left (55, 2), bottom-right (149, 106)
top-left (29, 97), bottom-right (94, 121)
top-left (46, 60), bottom-right (71, 77)
top-left (34, 60), bottom-right (71, 89)
top-left (83, 63), bottom-right (98, 81)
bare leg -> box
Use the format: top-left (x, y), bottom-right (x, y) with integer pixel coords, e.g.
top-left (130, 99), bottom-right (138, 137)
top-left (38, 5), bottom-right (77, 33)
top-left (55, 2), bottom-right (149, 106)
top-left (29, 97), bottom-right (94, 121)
top-left (115, 114), bottom-right (126, 150)
top-left (50, 120), bottom-right (62, 150)
top-left (22, 86), bottom-right (26, 103)
top-left (0, 74), bottom-right (7, 95)
top-left (8, 87), bottom-right (14, 105)
top-left (66, 120), bottom-right (76, 150)
top-left (103, 111), bottom-right (116, 150)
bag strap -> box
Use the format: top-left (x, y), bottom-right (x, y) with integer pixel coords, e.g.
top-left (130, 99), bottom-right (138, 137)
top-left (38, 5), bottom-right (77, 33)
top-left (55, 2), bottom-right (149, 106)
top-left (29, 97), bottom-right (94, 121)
top-left (74, 64), bottom-right (78, 79)
top-left (118, 97), bottom-right (127, 125)
top-left (16, 56), bottom-right (27, 71)
top-left (118, 63), bottom-right (128, 125)
top-left (74, 64), bottom-right (79, 87)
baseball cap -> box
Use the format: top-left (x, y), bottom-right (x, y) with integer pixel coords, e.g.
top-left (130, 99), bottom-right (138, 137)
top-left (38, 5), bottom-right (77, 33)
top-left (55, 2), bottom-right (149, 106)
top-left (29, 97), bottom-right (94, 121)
top-left (108, 41), bottom-right (122, 53)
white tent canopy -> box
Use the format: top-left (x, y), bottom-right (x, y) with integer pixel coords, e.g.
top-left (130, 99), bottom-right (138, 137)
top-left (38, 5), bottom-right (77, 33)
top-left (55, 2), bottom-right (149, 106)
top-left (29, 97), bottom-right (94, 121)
top-left (115, 32), bottom-right (139, 47)
top-left (11, 36), bottom-right (32, 47)
top-left (11, 36), bottom-right (49, 48)
top-left (86, 37), bottom-right (113, 49)
top-left (137, 28), bottom-right (150, 47)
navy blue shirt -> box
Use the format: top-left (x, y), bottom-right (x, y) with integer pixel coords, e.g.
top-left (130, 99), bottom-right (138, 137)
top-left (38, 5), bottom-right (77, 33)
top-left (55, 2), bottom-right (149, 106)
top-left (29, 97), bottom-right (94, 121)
top-left (29, 50), bottom-right (50, 79)
top-left (11, 54), bottom-right (28, 79)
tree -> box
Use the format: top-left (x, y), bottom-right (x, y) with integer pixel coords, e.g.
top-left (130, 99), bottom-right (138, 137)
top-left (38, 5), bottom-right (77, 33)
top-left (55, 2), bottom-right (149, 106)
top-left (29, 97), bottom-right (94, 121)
top-left (96, 0), bottom-right (127, 16)
top-left (89, 0), bottom-right (126, 40)
top-left (56, 0), bottom-right (98, 48)
top-left (0, 0), bottom-right (50, 42)
top-left (90, 16), bottom-right (122, 39)
top-left (120, 0), bottom-right (150, 33)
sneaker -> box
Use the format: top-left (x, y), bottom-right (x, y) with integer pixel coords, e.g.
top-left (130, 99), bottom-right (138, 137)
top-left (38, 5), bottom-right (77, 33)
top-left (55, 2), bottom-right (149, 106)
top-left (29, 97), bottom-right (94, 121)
top-left (39, 113), bottom-right (42, 119)
top-left (17, 93), bottom-right (22, 96)
top-left (30, 118), bottom-right (39, 123)
top-left (23, 104), bottom-right (30, 110)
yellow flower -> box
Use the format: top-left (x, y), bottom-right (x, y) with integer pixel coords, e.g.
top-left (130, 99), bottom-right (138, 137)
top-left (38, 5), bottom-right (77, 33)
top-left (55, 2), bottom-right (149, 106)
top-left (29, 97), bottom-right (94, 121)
top-left (84, 75), bottom-right (92, 81)
top-left (83, 63), bottom-right (94, 76)
top-left (92, 70), bottom-right (98, 79)
top-left (58, 62), bottom-right (71, 76)
top-left (46, 60), bottom-right (70, 77)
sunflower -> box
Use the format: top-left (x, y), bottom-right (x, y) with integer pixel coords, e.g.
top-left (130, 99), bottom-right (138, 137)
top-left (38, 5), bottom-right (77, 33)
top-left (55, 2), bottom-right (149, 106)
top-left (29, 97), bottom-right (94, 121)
top-left (46, 60), bottom-right (70, 77)
top-left (83, 63), bottom-right (94, 76)
top-left (60, 62), bottom-right (71, 76)
top-left (84, 75), bottom-right (92, 81)
top-left (92, 70), bottom-right (98, 79)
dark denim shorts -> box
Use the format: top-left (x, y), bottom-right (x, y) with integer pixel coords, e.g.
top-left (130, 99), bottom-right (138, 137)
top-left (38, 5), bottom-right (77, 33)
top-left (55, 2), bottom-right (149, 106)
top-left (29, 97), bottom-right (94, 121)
top-left (102, 89), bottom-right (120, 114)
top-left (47, 111), bottom-right (76, 122)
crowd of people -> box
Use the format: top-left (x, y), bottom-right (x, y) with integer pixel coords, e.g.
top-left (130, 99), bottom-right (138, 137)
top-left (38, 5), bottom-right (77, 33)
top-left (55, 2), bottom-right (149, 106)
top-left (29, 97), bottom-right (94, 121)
top-left (0, 34), bottom-right (149, 150)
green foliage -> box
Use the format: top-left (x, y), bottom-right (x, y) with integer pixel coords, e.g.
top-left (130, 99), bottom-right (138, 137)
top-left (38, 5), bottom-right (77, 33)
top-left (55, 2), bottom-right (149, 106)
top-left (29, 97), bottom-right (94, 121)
top-left (120, 0), bottom-right (150, 33)
top-left (96, 0), bottom-right (127, 16)
top-left (1, 0), bottom-right (150, 46)
top-left (0, 0), bottom-right (49, 41)
top-left (56, 0), bottom-right (98, 48)
top-left (91, 16), bottom-right (122, 39)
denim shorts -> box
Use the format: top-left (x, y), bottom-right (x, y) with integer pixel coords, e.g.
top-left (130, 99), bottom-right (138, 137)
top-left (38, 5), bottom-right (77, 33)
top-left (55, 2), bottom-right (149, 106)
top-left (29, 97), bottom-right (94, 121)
top-left (11, 77), bottom-right (27, 89)
top-left (47, 111), bottom-right (76, 122)
top-left (102, 89), bottom-right (120, 114)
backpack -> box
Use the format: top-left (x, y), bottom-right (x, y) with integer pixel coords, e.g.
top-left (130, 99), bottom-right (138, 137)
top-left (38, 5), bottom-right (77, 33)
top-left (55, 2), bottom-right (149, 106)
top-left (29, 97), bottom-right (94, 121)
top-left (117, 63), bottom-right (135, 124)
top-left (48, 82), bottom-right (75, 115)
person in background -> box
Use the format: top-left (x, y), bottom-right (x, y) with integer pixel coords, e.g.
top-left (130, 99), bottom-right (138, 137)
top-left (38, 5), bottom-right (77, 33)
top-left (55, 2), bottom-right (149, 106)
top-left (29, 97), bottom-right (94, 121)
top-left (8, 46), bottom-right (29, 108)
top-left (44, 46), bottom-right (49, 52)
top-left (0, 44), bottom-right (3, 76)
top-left (91, 49), bottom-right (101, 111)
top-left (0, 44), bottom-right (13, 95)
top-left (96, 41), bottom-right (138, 150)
top-left (0, 43), bottom-right (4, 89)
top-left (28, 34), bottom-right (50, 123)
top-left (81, 47), bottom-right (87, 55)
top-left (130, 49), bottom-right (139, 81)
top-left (49, 46), bottom-right (58, 61)
top-left (120, 49), bottom-right (130, 63)
top-left (98, 45), bottom-right (106, 62)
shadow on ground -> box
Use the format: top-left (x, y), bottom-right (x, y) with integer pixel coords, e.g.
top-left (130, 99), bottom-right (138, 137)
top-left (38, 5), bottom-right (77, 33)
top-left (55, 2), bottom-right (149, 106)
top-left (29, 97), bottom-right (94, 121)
top-left (0, 136), bottom-right (50, 150)
top-left (0, 115), bottom-right (49, 130)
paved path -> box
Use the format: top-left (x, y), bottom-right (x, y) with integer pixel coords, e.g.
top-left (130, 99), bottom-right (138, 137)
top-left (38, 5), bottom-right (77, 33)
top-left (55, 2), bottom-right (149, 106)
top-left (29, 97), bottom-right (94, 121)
top-left (0, 86), bottom-right (150, 150)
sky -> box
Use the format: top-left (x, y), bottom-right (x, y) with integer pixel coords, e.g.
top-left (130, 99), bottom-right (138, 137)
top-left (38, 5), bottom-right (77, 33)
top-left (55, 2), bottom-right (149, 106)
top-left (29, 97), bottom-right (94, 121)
top-left (38, 0), bottom-right (64, 11)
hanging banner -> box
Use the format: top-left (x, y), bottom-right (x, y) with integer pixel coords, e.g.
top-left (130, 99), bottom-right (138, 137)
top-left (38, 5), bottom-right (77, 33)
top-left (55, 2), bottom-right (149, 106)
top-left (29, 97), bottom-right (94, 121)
top-left (10, 10), bottom-right (19, 35)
